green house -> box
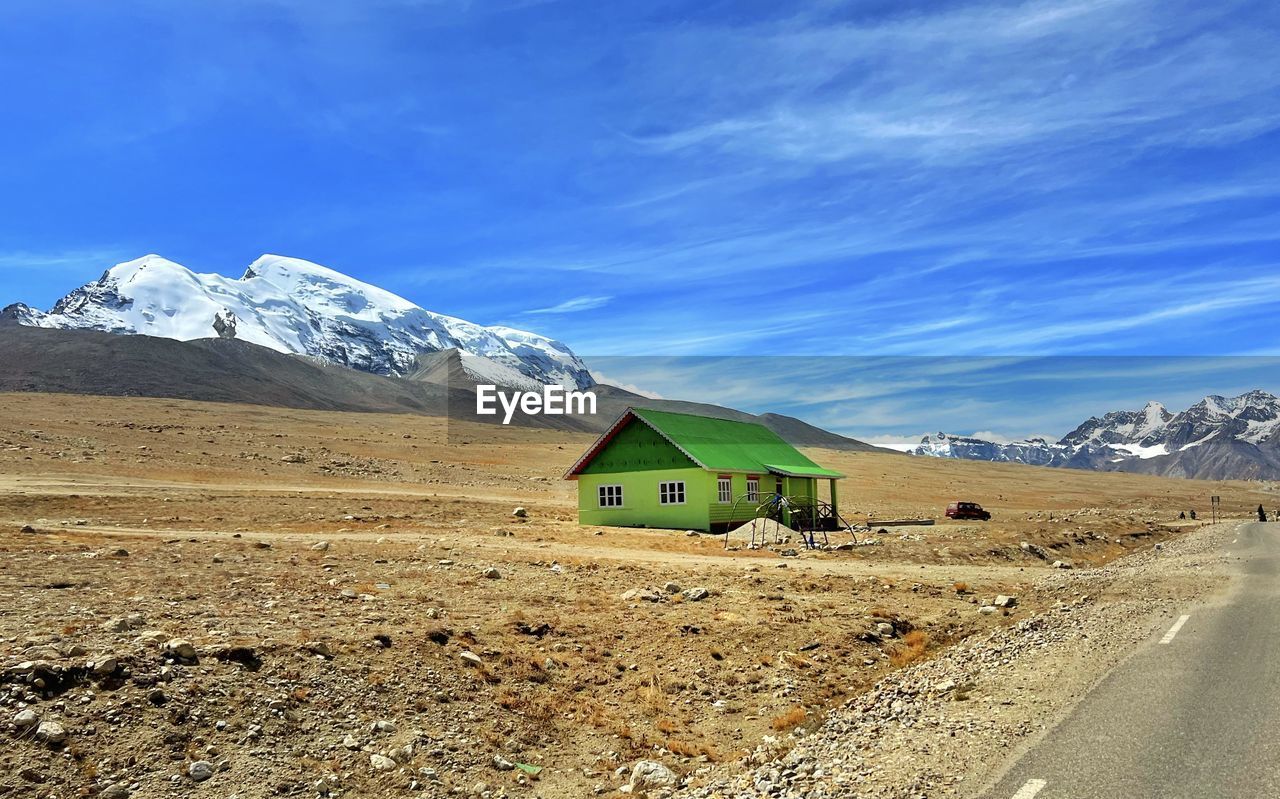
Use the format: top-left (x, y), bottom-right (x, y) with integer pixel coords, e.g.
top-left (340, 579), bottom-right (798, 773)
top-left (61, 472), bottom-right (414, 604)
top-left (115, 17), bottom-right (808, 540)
top-left (565, 407), bottom-right (845, 533)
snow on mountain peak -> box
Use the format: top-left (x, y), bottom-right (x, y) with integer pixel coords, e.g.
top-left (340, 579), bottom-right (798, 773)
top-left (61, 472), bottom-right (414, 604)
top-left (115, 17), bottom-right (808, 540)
top-left (6, 254), bottom-right (594, 388)
top-left (912, 389), bottom-right (1280, 476)
top-left (241, 254), bottom-right (421, 316)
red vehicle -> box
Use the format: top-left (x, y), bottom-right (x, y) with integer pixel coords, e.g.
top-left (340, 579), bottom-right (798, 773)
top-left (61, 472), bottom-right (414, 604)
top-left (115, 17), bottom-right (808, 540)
top-left (946, 501), bottom-right (991, 521)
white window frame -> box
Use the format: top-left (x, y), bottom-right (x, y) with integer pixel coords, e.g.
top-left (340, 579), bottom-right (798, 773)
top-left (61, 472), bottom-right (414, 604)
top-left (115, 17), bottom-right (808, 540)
top-left (717, 476), bottom-right (732, 504)
top-left (597, 484), bottom-right (624, 508)
top-left (746, 476), bottom-right (760, 503)
top-left (658, 480), bottom-right (686, 505)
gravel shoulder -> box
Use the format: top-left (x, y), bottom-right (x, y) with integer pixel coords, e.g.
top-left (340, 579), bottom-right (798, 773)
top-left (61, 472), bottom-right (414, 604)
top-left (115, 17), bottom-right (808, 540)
top-left (673, 520), bottom-right (1240, 799)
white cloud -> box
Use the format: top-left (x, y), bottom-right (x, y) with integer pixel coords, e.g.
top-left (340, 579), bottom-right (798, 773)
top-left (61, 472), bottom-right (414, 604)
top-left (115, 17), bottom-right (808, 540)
top-left (859, 434), bottom-right (925, 452)
top-left (635, 0), bottom-right (1280, 168)
top-left (588, 370), bottom-right (664, 399)
top-left (525, 295), bottom-right (612, 315)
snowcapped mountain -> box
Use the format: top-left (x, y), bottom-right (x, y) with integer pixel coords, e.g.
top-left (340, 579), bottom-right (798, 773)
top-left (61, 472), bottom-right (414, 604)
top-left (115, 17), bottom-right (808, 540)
top-left (1058, 401), bottom-right (1173, 452)
top-left (1, 254), bottom-right (593, 389)
top-left (911, 391), bottom-right (1280, 479)
top-left (912, 433), bottom-right (1060, 466)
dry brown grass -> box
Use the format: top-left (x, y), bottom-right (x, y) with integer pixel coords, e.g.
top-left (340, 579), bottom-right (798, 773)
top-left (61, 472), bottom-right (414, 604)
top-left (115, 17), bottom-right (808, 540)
top-left (664, 738), bottom-right (700, 757)
top-left (771, 706), bottom-right (807, 731)
top-left (890, 630), bottom-right (931, 667)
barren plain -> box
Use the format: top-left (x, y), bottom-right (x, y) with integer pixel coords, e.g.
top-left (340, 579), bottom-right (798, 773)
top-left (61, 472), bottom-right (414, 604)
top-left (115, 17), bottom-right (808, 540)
top-left (0, 393), bottom-right (1269, 799)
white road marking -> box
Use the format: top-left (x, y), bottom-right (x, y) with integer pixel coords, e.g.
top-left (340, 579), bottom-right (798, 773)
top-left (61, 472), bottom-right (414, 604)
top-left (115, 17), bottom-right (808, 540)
top-left (1012, 779), bottom-right (1047, 798)
top-left (1160, 614), bottom-right (1191, 644)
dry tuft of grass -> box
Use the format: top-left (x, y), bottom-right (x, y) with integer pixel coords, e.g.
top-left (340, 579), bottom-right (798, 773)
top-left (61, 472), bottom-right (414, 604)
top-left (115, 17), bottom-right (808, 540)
top-left (770, 706), bottom-right (807, 732)
top-left (890, 629), bottom-right (931, 667)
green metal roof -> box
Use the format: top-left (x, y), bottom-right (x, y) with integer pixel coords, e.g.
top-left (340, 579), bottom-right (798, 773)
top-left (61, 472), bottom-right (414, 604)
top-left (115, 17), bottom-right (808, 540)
top-left (621, 407), bottom-right (844, 479)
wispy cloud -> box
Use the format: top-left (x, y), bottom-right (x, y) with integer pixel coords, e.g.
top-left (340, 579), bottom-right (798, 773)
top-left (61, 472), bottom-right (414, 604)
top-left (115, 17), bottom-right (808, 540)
top-left (0, 248), bottom-right (126, 272)
top-left (632, 0), bottom-right (1280, 167)
top-left (3, 0), bottom-right (1277, 376)
top-left (525, 295), bottom-right (612, 315)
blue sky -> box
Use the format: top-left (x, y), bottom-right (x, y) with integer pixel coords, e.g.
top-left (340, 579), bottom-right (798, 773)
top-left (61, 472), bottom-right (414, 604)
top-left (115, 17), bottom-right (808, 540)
top-left (586, 356), bottom-right (1280, 446)
top-left (2, 0), bottom-right (1279, 438)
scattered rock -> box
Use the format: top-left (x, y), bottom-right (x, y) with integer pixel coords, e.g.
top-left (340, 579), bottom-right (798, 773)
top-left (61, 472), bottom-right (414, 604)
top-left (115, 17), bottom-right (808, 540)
top-left (1020, 541), bottom-right (1049, 559)
top-left (36, 721), bottom-right (67, 744)
top-left (481, 567), bottom-right (502, 580)
top-left (662, 581), bottom-right (682, 594)
top-left (460, 651), bottom-right (484, 667)
top-left (164, 639), bottom-right (197, 660)
top-left (370, 754), bottom-right (397, 771)
top-left (876, 622), bottom-right (896, 637)
top-left (681, 587), bottom-right (710, 602)
top-left (389, 743), bottom-right (414, 763)
top-left (492, 754), bottom-right (515, 771)
top-left (512, 507), bottom-right (527, 518)
top-left (99, 783), bottom-right (131, 799)
top-left (100, 614), bottom-right (143, 632)
top-left (310, 541), bottom-right (330, 551)
top-left (343, 734), bottom-right (361, 750)
top-left (188, 761), bottom-right (215, 782)
top-left (135, 630), bottom-right (167, 645)
top-left (20, 525), bottom-right (36, 534)
top-left (1052, 560), bottom-right (1073, 569)
top-left (13, 709), bottom-right (39, 729)
top-left (994, 595), bottom-right (1018, 608)
top-left (514, 621), bottom-right (553, 638)
top-left (281, 453), bottom-right (307, 464)
top-left (303, 641), bottom-right (333, 658)
top-left (628, 760), bottom-right (679, 792)
top-left (210, 645), bottom-right (261, 670)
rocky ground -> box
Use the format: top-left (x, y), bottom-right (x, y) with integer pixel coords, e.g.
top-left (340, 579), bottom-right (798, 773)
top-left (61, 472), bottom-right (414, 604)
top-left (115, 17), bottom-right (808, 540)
top-left (0, 394), bottom-right (1266, 799)
top-left (672, 520), bottom-right (1236, 799)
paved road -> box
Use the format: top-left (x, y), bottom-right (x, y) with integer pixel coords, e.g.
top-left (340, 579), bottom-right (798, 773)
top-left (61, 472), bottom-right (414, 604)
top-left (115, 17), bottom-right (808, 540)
top-left (978, 522), bottom-right (1280, 798)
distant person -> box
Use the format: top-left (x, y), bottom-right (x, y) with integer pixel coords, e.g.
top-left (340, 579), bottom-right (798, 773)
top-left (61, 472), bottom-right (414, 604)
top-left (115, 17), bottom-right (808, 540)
top-left (1179, 511), bottom-right (1186, 519)
top-left (1259, 504), bottom-right (1268, 522)
top-left (1189, 509), bottom-right (1197, 520)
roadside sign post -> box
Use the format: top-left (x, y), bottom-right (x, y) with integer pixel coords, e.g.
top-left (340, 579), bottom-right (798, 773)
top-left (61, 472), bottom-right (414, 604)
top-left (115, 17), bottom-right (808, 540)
top-left (1211, 495), bottom-right (1220, 524)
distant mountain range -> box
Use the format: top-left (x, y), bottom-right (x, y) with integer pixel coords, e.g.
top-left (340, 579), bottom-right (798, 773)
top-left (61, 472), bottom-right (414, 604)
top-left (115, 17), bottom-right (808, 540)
top-left (0, 322), bottom-right (881, 453)
top-left (2, 254), bottom-right (593, 390)
top-left (8, 255), bottom-right (1272, 477)
top-left (913, 391), bottom-right (1280, 479)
